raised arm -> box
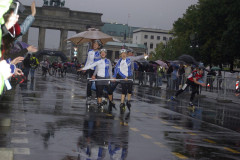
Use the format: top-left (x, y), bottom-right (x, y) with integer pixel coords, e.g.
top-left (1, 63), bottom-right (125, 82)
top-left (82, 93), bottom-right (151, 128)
top-left (129, 53), bottom-right (148, 61)
top-left (93, 66), bottom-right (98, 77)
top-left (82, 61), bottom-right (99, 71)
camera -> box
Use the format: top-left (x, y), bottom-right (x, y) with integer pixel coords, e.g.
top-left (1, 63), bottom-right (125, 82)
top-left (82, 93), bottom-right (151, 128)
top-left (9, 0), bottom-right (25, 14)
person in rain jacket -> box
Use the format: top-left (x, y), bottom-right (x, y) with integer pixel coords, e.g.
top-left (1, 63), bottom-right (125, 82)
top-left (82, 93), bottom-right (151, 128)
top-left (0, 0), bottom-right (18, 95)
top-left (2, 1), bottom-right (36, 59)
top-left (80, 48), bottom-right (112, 110)
top-left (83, 39), bottom-right (102, 103)
top-left (113, 49), bottom-right (147, 112)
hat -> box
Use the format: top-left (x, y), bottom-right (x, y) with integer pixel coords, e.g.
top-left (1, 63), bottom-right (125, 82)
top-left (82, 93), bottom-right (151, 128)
top-left (100, 48), bottom-right (107, 53)
top-left (120, 49), bottom-right (127, 54)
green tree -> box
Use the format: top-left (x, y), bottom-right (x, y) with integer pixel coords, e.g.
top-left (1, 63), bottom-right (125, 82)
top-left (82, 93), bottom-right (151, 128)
top-left (171, 0), bottom-right (240, 70)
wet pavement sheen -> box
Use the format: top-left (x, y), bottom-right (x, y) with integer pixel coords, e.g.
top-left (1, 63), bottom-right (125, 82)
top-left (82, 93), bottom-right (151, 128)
top-left (0, 71), bottom-right (240, 160)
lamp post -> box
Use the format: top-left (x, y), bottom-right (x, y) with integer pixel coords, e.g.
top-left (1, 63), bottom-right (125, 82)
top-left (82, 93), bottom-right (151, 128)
top-left (73, 47), bottom-right (78, 62)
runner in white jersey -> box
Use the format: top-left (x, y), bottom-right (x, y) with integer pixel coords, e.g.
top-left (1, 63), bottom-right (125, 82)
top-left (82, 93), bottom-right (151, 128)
top-left (113, 49), bottom-right (148, 112)
top-left (82, 40), bottom-right (102, 103)
top-left (80, 49), bottom-right (113, 110)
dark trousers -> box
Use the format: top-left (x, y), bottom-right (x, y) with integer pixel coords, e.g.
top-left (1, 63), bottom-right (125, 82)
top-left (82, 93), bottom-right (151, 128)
top-left (96, 84), bottom-right (110, 98)
top-left (23, 67), bottom-right (30, 80)
top-left (86, 69), bottom-right (94, 97)
top-left (121, 81), bottom-right (133, 95)
top-left (108, 82), bottom-right (119, 95)
top-left (175, 79), bottom-right (199, 102)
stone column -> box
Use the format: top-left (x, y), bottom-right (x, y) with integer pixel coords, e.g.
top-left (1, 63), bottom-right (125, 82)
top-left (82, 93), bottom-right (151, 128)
top-left (110, 50), bottom-right (115, 62)
top-left (115, 50), bottom-right (120, 59)
top-left (22, 31), bottom-right (29, 44)
top-left (59, 29), bottom-right (68, 52)
top-left (38, 27), bottom-right (46, 51)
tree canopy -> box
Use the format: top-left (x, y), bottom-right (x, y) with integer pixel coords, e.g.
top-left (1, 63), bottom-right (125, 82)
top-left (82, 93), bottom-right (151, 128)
top-left (152, 0), bottom-right (240, 70)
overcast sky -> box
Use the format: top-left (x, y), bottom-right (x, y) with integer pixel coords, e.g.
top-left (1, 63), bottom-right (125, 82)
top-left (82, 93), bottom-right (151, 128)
top-left (19, 0), bottom-right (198, 49)
top-left (20, 0), bottom-right (198, 29)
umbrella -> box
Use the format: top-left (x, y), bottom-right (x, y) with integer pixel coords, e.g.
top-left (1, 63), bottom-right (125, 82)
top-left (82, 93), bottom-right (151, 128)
top-left (178, 54), bottom-right (199, 66)
top-left (211, 66), bottom-right (221, 71)
top-left (155, 60), bottom-right (168, 68)
top-left (66, 28), bottom-right (114, 45)
top-left (135, 59), bottom-right (149, 66)
top-left (149, 61), bottom-right (159, 65)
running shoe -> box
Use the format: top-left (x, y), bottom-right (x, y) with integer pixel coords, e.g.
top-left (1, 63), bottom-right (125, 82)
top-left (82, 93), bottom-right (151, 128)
top-left (97, 103), bottom-right (104, 110)
top-left (108, 101), bottom-right (116, 111)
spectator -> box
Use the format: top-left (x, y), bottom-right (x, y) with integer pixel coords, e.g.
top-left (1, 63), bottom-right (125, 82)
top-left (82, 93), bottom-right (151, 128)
top-left (137, 62), bottom-right (144, 85)
top-left (29, 53), bottom-right (39, 79)
top-left (157, 66), bottom-right (165, 87)
top-left (171, 66), bottom-right (179, 90)
top-left (178, 64), bottom-right (185, 88)
top-left (166, 62), bottom-right (173, 89)
top-left (148, 64), bottom-right (155, 87)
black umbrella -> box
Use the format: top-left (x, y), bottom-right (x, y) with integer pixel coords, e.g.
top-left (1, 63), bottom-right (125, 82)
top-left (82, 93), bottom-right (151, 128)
top-left (178, 54), bottom-right (199, 66)
top-left (135, 59), bottom-right (149, 66)
top-left (149, 61), bottom-right (159, 65)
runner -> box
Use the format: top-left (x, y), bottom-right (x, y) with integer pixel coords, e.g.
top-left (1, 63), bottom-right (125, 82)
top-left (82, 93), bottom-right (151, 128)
top-left (112, 49), bottom-right (147, 112)
top-left (51, 61), bottom-right (58, 76)
top-left (63, 61), bottom-right (68, 76)
top-left (83, 40), bottom-right (102, 104)
top-left (40, 58), bottom-right (49, 77)
top-left (79, 48), bottom-right (112, 110)
top-left (57, 61), bottom-right (63, 77)
top-left (171, 66), bottom-right (206, 106)
top-left (29, 53), bottom-right (39, 79)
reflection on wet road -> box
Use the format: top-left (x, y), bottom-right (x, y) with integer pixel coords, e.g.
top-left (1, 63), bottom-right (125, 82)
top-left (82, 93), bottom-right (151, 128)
top-left (0, 72), bottom-right (240, 160)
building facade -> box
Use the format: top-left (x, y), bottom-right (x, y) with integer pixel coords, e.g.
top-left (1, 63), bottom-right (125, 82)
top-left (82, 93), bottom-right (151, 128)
top-left (132, 28), bottom-right (173, 53)
top-left (101, 22), bottom-right (139, 43)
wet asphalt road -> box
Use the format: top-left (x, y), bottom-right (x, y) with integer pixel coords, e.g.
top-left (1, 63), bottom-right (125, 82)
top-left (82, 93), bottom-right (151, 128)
top-left (1, 71), bottom-right (240, 160)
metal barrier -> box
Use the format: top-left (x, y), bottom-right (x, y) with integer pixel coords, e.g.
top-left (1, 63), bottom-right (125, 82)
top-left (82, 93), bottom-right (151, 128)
top-left (216, 77), bottom-right (239, 102)
top-left (133, 71), bottom-right (184, 89)
top-left (132, 71), bottom-right (239, 102)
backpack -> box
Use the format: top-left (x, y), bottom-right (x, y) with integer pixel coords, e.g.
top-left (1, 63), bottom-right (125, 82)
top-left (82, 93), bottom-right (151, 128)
top-left (30, 57), bottom-right (38, 68)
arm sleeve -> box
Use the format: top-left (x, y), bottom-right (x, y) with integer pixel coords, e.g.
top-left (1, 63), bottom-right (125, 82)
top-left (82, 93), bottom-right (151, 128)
top-left (129, 55), bottom-right (145, 62)
top-left (113, 62), bottom-right (119, 78)
top-left (108, 61), bottom-right (113, 78)
top-left (20, 15), bottom-right (35, 35)
top-left (82, 61), bottom-right (98, 70)
top-left (93, 66), bottom-right (98, 76)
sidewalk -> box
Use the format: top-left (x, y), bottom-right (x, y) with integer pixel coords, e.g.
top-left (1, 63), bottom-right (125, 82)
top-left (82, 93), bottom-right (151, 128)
top-left (133, 80), bottom-right (240, 105)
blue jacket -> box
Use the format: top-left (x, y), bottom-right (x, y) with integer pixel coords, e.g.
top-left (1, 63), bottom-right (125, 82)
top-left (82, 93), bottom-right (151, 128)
top-left (113, 58), bottom-right (132, 79)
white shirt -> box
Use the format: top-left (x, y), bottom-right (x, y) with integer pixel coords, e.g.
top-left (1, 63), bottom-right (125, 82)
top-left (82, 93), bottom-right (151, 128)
top-left (120, 59), bottom-right (129, 77)
top-left (83, 59), bottom-right (112, 78)
top-left (85, 50), bottom-right (95, 70)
